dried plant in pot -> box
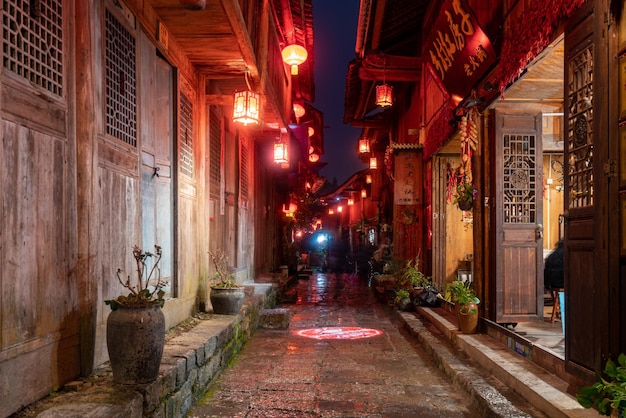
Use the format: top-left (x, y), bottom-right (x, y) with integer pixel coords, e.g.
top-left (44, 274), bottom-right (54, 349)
top-left (105, 245), bottom-right (167, 384)
top-left (209, 249), bottom-right (245, 315)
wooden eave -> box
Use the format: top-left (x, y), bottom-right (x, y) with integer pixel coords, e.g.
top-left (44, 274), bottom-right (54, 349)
top-left (142, 0), bottom-right (314, 134)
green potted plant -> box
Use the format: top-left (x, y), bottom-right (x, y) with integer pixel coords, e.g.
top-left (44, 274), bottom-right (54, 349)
top-left (445, 279), bottom-right (480, 333)
top-left (209, 249), bottom-right (245, 314)
top-left (399, 255), bottom-right (431, 292)
top-left (454, 182), bottom-right (477, 211)
top-left (577, 353), bottom-right (626, 417)
top-left (105, 245), bottom-right (167, 384)
top-left (394, 289), bottom-right (412, 311)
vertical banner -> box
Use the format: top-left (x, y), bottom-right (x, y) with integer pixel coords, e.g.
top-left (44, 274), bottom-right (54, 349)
top-left (394, 151), bottom-right (422, 205)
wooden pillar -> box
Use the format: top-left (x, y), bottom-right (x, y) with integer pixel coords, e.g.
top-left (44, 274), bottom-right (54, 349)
top-left (75, 1), bottom-right (99, 376)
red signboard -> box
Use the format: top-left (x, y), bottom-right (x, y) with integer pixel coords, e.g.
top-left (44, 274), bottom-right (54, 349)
top-left (423, 0), bottom-right (496, 104)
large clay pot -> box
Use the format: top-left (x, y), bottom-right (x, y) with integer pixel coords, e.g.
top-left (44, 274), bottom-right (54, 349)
top-left (210, 286), bottom-right (245, 314)
top-left (457, 302), bottom-right (479, 334)
top-left (106, 304), bottom-right (165, 384)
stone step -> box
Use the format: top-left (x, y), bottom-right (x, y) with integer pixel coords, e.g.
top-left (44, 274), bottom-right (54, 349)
top-left (259, 308), bottom-right (290, 330)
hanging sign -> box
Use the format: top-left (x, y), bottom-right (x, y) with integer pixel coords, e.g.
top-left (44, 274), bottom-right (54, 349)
top-left (423, 0), bottom-right (496, 104)
top-left (394, 151), bottom-right (422, 205)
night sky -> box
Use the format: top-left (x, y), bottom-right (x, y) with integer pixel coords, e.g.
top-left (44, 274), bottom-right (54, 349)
top-left (312, 0), bottom-right (365, 186)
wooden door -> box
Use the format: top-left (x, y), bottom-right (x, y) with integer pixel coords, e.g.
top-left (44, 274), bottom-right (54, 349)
top-left (563, 0), bottom-right (615, 378)
top-left (494, 111), bottom-right (544, 323)
top-left (140, 35), bottom-right (175, 297)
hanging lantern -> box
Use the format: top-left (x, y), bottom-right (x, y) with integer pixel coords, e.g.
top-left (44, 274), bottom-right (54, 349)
top-left (309, 152), bottom-right (320, 163)
top-left (232, 90), bottom-right (260, 125)
top-left (347, 198), bottom-right (354, 206)
top-left (273, 141), bottom-right (288, 164)
top-left (282, 44), bottom-right (308, 75)
top-left (328, 208), bottom-right (334, 215)
top-left (308, 126), bottom-right (315, 137)
top-left (361, 189), bottom-right (367, 198)
top-left (375, 83), bottom-right (393, 107)
top-left (366, 174), bottom-right (372, 184)
top-left (337, 206), bottom-right (343, 213)
top-left (369, 157), bottom-right (378, 169)
top-left (293, 103), bottom-right (306, 118)
top-left (358, 138), bottom-right (370, 154)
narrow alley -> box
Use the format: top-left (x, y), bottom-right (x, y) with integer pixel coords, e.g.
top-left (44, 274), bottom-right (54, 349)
top-left (188, 273), bottom-right (540, 417)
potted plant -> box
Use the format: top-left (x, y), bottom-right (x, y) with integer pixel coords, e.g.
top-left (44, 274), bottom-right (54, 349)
top-left (105, 245), bottom-right (166, 384)
top-left (454, 182), bottom-right (477, 211)
top-left (445, 279), bottom-right (480, 334)
top-left (577, 353), bottom-right (626, 417)
top-left (394, 289), bottom-right (412, 311)
top-left (209, 249), bottom-right (245, 315)
top-left (399, 255), bottom-right (431, 292)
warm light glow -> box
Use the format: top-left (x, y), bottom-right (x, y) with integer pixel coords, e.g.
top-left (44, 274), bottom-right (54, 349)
top-left (337, 206), bottom-right (343, 213)
top-left (282, 202), bottom-right (297, 215)
top-left (295, 327), bottom-right (383, 340)
top-left (308, 126), bottom-right (315, 137)
top-left (281, 44), bottom-right (308, 75)
top-left (347, 198), bottom-right (354, 206)
top-left (366, 174), bottom-right (372, 184)
top-left (361, 189), bottom-right (367, 198)
top-left (273, 141), bottom-right (288, 164)
top-left (369, 157), bottom-right (378, 169)
top-left (358, 138), bottom-right (370, 154)
top-left (295, 230), bottom-right (303, 238)
top-left (293, 103), bottom-right (306, 118)
top-left (309, 153), bottom-right (320, 163)
top-left (376, 83), bottom-right (393, 107)
top-left (232, 90), bottom-right (260, 125)
top-left (328, 209), bottom-right (334, 215)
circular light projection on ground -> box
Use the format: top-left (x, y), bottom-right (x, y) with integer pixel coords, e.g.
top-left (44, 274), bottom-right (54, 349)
top-left (295, 327), bottom-right (383, 340)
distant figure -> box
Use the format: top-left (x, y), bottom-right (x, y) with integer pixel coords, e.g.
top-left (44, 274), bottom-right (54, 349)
top-left (544, 240), bottom-right (564, 289)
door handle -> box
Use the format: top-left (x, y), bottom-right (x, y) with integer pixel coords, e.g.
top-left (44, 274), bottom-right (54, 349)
top-left (535, 224), bottom-right (543, 240)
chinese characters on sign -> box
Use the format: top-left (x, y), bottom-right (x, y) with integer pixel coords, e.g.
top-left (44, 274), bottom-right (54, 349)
top-left (424, 0), bottom-right (496, 103)
top-left (394, 151), bottom-right (422, 205)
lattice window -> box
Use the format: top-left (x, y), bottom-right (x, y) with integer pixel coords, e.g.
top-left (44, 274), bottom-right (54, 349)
top-left (2, 0), bottom-right (64, 96)
top-left (503, 134), bottom-right (537, 223)
top-left (209, 106), bottom-right (222, 186)
top-left (105, 8), bottom-right (137, 147)
top-left (240, 137), bottom-right (248, 200)
top-left (179, 92), bottom-right (194, 178)
top-left (567, 44), bottom-right (593, 209)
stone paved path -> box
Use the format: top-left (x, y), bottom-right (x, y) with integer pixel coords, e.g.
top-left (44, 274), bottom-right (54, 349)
top-left (188, 272), bottom-right (480, 417)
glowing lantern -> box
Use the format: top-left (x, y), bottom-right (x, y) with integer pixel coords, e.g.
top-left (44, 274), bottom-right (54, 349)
top-left (337, 206), bottom-right (343, 213)
top-left (309, 153), bottom-right (320, 163)
top-left (232, 90), bottom-right (260, 125)
top-left (308, 127), bottom-right (315, 137)
top-left (366, 174), bottom-right (372, 184)
top-left (274, 141), bottom-right (288, 164)
top-left (281, 44), bottom-right (308, 75)
top-left (293, 103), bottom-right (306, 118)
top-left (375, 83), bottom-right (393, 107)
top-left (282, 202), bottom-right (297, 216)
top-left (358, 138), bottom-right (370, 154)
top-left (328, 209), bottom-right (334, 215)
top-left (361, 189), bottom-right (367, 198)
top-left (348, 198), bottom-right (354, 206)
top-left (369, 157), bottom-right (378, 169)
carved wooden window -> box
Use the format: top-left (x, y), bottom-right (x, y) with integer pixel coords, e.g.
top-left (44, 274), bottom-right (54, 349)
top-left (566, 44), bottom-right (593, 209)
top-left (503, 134), bottom-right (537, 223)
top-left (179, 92), bottom-right (193, 178)
top-left (209, 106), bottom-right (222, 187)
top-left (240, 136), bottom-right (248, 200)
top-left (2, 0), bottom-right (63, 96)
top-left (105, 8), bottom-right (137, 147)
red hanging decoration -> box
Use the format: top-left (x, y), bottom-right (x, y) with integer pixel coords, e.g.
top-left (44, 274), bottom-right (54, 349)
top-left (499, 0), bottom-right (587, 96)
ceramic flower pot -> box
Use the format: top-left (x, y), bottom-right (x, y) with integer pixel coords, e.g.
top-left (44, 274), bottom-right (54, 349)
top-left (106, 304), bottom-right (165, 384)
top-left (210, 286), bottom-right (245, 314)
top-left (457, 199), bottom-right (473, 211)
top-left (457, 301), bottom-right (479, 334)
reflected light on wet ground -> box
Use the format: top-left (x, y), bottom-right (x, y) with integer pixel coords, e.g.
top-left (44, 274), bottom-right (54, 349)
top-left (294, 326), bottom-right (383, 340)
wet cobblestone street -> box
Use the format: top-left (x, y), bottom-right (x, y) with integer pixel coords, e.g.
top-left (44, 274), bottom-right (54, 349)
top-left (188, 272), bottom-right (480, 417)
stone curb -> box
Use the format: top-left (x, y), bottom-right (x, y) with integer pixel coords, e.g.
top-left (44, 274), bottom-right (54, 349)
top-left (396, 310), bottom-right (533, 418)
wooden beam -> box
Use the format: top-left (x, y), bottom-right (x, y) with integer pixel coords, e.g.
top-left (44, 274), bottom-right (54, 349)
top-left (205, 94), bottom-right (234, 106)
top-left (358, 67), bottom-right (421, 82)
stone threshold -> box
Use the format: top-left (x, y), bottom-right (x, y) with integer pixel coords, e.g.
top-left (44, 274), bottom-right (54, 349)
top-left (14, 283), bottom-right (277, 418)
